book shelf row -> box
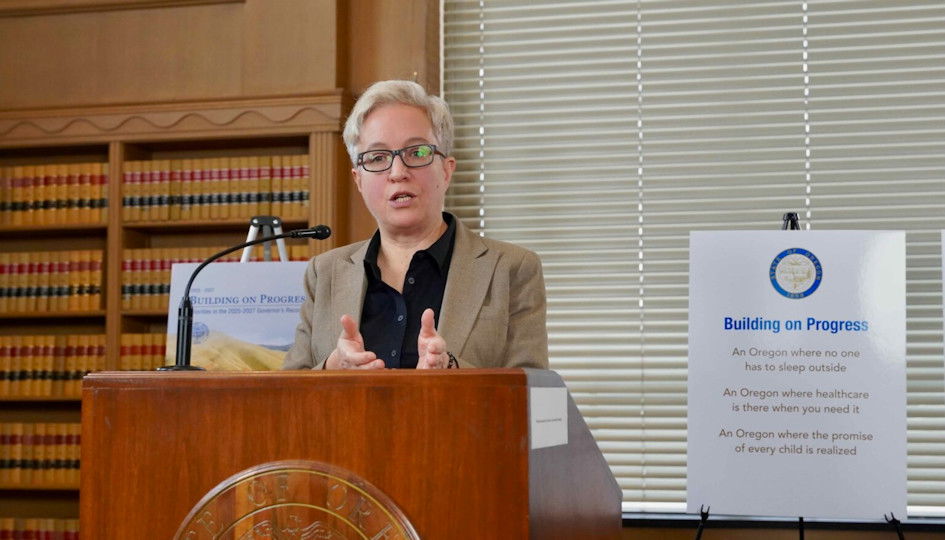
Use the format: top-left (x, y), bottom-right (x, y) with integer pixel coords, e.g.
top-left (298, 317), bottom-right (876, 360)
top-left (0, 518), bottom-right (79, 540)
top-left (0, 333), bottom-right (169, 399)
top-left (0, 422), bottom-right (81, 488)
top-left (0, 153), bottom-right (316, 228)
top-left (122, 154), bottom-right (310, 222)
top-left (122, 246), bottom-right (313, 311)
top-left (0, 250), bottom-right (103, 314)
top-left (0, 162), bottom-right (109, 227)
top-left (118, 333), bottom-right (167, 371)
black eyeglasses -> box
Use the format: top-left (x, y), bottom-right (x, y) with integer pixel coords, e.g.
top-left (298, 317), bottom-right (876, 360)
top-left (357, 144), bottom-right (446, 172)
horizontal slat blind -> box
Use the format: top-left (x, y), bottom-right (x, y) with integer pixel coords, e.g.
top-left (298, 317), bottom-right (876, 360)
top-left (443, 0), bottom-right (945, 516)
top-left (806, 0), bottom-right (945, 515)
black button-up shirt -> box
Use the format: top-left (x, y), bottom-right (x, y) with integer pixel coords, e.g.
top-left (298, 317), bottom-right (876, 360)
top-left (360, 214), bottom-right (456, 368)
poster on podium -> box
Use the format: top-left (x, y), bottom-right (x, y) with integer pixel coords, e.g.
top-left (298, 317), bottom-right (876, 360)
top-left (687, 231), bottom-right (906, 519)
top-left (166, 261), bottom-right (308, 370)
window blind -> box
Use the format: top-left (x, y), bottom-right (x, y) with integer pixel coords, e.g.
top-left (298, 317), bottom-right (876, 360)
top-left (443, 0), bottom-right (945, 516)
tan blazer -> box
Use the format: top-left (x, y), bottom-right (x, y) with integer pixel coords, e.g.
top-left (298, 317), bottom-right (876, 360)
top-left (282, 220), bottom-right (549, 370)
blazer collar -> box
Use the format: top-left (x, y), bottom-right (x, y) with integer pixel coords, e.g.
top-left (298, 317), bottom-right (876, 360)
top-left (333, 241), bottom-right (370, 324)
top-left (439, 220), bottom-right (496, 354)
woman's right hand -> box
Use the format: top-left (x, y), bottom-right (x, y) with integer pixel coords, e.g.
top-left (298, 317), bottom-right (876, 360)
top-left (324, 314), bottom-right (385, 369)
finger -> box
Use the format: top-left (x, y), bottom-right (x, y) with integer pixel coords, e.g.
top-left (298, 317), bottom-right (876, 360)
top-left (417, 349), bottom-right (446, 370)
top-left (353, 358), bottom-right (385, 370)
top-left (419, 308), bottom-right (437, 338)
top-left (416, 355), bottom-right (435, 370)
top-left (347, 351), bottom-right (378, 366)
top-left (339, 314), bottom-right (360, 340)
top-left (424, 336), bottom-right (446, 356)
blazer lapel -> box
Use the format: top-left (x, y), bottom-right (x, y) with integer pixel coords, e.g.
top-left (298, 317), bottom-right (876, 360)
top-left (331, 242), bottom-right (369, 331)
top-left (440, 222), bottom-right (497, 354)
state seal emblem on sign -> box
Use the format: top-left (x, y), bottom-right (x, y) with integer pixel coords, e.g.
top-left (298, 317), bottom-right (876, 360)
top-left (192, 321), bottom-right (210, 344)
top-left (769, 247), bottom-right (822, 299)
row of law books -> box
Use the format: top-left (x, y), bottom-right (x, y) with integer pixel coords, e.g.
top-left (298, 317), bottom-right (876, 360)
top-left (0, 250), bottom-right (103, 313)
top-left (0, 162), bottom-right (109, 227)
top-left (0, 335), bottom-right (105, 399)
top-left (120, 333), bottom-right (168, 371)
top-left (122, 245), bottom-right (312, 311)
top-left (122, 155), bottom-right (310, 222)
top-left (0, 518), bottom-right (78, 539)
top-left (0, 422), bottom-right (81, 487)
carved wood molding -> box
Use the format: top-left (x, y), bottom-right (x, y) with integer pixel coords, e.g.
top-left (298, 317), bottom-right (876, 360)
top-left (0, 0), bottom-right (243, 18)
top-left (0, 93), bottom-right (346, 146)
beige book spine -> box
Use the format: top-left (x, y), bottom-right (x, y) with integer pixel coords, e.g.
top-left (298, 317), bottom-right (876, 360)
top-left (0, 166), bottom-right (8, 226)
top-left (195, 158), bottom-right (208, 220)
top-left (269, 155), bottom-right (283, 219)
top-left (0, 423), bottom-right (10, 485)
top-left (0, 336), bottom-right (10, 397)
top-left (52, 335), bottom-right (66, 397)
top-left (34, 251), bottom-right (50, 313)
top-left (179, 158), bottom-right (193, 220)
top-left (169, 159), bottom-right (182, 221)
top-left (33, 164), bottom-right (48, 225)
top-left (62, 335), bottom-right (75, 398)
top-left (121, 248), bottom-right (133, 310)
top-left (90, 250), bottom-right (103, 311)
top-left (11, 252), bottom-right (27, 313)
top-left (121, 160), bottom-right (136, 221)
top-left (100, 162), bottom-right (110, 222)
top-left (70, 162), bottom-right (84, 224)
top-left (79, 163), bottom-right (93, 223)
top-left (41, 335), bottom-right (54, 397)
top-left (9, 422), bottom-right (23, 485)
top-left (21, 422), bottom-right (35, 485)
top-left (33, 422), bottom-right (47, 486)
top-left (10, 166), bottom-right (24, 226)
top-left (54, 422), bottom-right (67, 485)
top-left (257, 155), bottom-right (271, 216)
top-left (69, 422), bottom-right (81, 487)
top-left (0, 252), bottom-right (9, 313)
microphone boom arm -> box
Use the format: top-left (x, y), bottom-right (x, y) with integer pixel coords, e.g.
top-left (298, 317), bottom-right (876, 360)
top-left (159, 225), bottom-right (331, 371)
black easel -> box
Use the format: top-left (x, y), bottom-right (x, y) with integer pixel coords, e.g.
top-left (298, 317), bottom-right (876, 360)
top-left (694, 505), bottom-right (709, 540)
top-left (782, 211), bottom-right (800, 230)
top-left (885, 513), bottom-right (906, 540)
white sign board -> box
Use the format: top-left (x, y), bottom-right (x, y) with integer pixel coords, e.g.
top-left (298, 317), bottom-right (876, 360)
top-left (166, 261), bottom-right (308, 370)
top-left (530, 387), bottom-right (568, 450)
top-left (687, 231), bottom-right (906, 519)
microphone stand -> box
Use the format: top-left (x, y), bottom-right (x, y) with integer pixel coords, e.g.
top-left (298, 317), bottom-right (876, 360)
top-left (158, 225), bottom-right (331, 371)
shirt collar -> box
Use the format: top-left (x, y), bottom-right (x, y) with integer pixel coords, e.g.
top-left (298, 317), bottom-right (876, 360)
top-left (364, 212), bottom-right (457, 280)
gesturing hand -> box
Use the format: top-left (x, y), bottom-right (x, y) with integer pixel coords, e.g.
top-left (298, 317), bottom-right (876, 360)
top-left (325, 314), bottom-right (385, 370)
top-left (416, 308), bottom-right (449, 369)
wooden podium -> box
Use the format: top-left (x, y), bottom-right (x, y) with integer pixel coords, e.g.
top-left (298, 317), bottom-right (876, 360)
top-left (81, 369), bottom-right (621, 538)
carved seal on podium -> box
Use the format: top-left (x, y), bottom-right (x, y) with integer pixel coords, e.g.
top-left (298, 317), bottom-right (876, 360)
top-left (174, 460), bottom-right (419, 540)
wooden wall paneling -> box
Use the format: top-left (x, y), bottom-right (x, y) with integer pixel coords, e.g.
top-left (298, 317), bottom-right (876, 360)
top-left (344, 0), bottom-right (440, 94)
top-left (0, 94), bottom-right (345, 146)
top-left (240, 0), bottom-right (339, 96)
top-left (0, 0), bottom-right (244, 18)
top-left (0, 1), bottom-right (341, 110)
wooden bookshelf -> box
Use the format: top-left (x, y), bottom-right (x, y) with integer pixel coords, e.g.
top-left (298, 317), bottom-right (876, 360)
top-left (0, 91), bottom-right (349, 523)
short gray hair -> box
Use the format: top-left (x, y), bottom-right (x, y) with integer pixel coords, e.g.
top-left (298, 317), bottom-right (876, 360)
top-left (343, 80), bottom-right (454, 165)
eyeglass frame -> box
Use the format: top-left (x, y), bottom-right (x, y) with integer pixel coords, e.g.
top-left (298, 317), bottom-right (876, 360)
top-left (356, 144), bottom-right (448, 173)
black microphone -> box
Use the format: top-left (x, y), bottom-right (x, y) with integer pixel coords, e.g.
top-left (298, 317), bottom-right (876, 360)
top-left (159, 225), bottom-right (332, 371)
